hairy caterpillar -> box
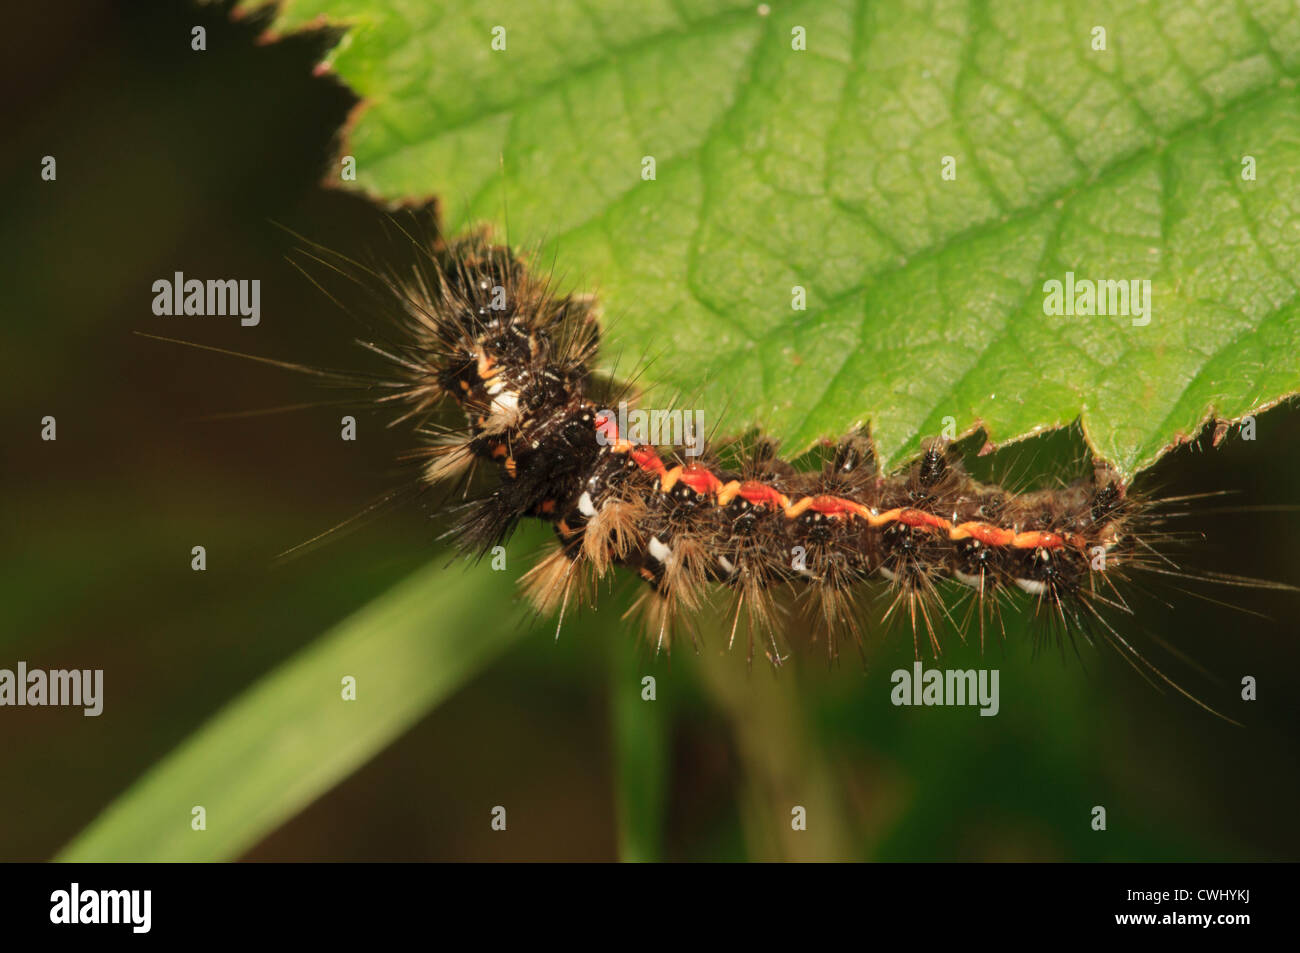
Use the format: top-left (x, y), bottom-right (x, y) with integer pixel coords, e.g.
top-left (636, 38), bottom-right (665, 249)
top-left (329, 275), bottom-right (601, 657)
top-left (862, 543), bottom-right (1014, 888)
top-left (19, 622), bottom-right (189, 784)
top-left (143, 217), bottom-right (1291, 719)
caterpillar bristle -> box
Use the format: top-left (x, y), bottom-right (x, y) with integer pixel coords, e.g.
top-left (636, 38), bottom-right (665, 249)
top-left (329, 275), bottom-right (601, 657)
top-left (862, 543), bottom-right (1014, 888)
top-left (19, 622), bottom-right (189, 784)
top-left (148, 214), bottom-right (1293, 721)
top-left (519, 544), bottom-right (583, 633)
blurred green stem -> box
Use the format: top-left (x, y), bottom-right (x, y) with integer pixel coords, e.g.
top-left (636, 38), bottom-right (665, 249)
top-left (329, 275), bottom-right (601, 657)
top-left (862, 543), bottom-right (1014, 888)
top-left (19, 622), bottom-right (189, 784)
top-left (609, 638), bottom-right (669, 862)
top-left (697, 646), bottom-right (855, 861)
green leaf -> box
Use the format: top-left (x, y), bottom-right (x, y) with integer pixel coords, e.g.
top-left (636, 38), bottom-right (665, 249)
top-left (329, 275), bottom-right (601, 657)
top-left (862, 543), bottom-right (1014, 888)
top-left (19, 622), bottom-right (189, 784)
top-left (268, 0), bottom-right (1300, 477)
top-left (57, 552), bottom-right (527, 862)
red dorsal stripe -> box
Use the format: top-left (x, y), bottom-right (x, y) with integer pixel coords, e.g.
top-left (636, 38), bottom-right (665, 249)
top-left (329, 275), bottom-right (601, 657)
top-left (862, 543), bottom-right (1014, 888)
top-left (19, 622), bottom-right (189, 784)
top-left (679, 463), bottom-right (723, 495)
top-left (896, 507), bottom-right (951, 531)
top-left (590, 419), bottom-right (1078, 552)
top-left (738, 481), bottom-right (787, 508)
top-left (630, 446), bottom-right (666, 475)
top-left (808, 495), bottom-right (860, 516)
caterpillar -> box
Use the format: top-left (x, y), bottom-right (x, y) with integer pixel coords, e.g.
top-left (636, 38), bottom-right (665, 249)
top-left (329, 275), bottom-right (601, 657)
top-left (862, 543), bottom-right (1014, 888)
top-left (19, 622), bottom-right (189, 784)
top-left (144, 216), bottom-right (1289, 717)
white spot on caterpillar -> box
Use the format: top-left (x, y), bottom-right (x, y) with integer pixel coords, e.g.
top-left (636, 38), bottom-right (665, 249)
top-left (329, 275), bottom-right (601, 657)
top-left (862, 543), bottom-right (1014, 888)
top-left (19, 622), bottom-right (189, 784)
top-left (578, 491), bottom-right (596, 517)
top-left (648, 536), bottom-right (672, 565)
top-left (953, 569), bottom-right (983, 588)
top-left (878, 567), bottom-right (897, 581)
top-left (490, 390), bottom-right (519, 417)
top-left (1015, 578), bottom-right (1047, 595)
top-left (717, 555), bottom-right (735, 574)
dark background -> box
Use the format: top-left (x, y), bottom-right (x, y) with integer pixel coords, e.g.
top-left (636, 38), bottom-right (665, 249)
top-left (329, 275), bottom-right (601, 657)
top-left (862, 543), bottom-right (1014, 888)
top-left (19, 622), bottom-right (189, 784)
top-left (2, 0), bottom-right (1298, 861)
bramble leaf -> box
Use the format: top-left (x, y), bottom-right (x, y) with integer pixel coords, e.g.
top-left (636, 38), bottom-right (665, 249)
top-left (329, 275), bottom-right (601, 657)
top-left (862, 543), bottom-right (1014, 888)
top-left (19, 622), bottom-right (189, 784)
top-left (267, 0), bottom-right (1300, 477)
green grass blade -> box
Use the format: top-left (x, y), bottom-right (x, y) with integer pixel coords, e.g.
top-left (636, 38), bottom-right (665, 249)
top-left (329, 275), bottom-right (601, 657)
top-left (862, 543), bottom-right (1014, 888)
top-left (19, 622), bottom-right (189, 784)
top-left (57, 555), bottom-right (528, 862)
top-left (609, 639), bottom-right (668, 863)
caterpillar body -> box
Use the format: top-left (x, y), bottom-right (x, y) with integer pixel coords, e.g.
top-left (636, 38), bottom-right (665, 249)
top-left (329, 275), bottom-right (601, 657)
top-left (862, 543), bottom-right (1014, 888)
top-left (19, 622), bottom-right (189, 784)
top-left (366, 228), bottom-right (1181, 672)
top-left (146, 219), bottom-right (1287, 718)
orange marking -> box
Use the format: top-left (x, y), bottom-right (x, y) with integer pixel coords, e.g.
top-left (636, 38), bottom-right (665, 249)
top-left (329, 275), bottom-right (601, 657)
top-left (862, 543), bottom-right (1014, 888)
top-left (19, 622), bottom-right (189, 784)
top-left (896, 508), bottom-right (952, 532)
top-left (783, 497), bottom-right (815, 518)
top-left (738, 482), bottom-right (789, 509)
top-left (538, 499), bottom-right (556, 515)
top-left (1012, 530), bottom-right (1063, 550)
top-left (808, 495), bottom-right (870, 518)
top-left (866, 507), bottom-right (901, 527)
top-left (630, 446), bottom-right (666, 475)
top-left (679, 464), bottom-right (723, 495)
top-left (952, 522), bottom-right (1015, 546)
